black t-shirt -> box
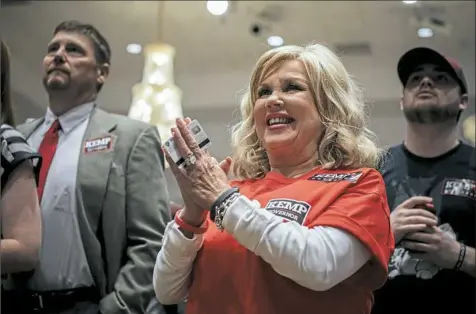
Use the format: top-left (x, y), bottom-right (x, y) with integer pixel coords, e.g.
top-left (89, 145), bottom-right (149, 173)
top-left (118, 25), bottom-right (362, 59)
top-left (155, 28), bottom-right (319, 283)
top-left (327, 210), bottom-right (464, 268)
top-left (372, 142), bottom-right (475, 314)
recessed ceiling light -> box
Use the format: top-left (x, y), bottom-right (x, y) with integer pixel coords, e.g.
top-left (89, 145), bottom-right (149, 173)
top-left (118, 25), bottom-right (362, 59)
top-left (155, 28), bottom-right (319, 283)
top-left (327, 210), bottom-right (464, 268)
top-left (403, 0), bottom-right (417, 4)
top-left (267, 36), bottom-right (284, 47)
top-left (127, 43), bottom-right (142, 54)
top-left (418, 27), bottom-right (434, 38)
top-left (207, 1), bottom-right (228, 16)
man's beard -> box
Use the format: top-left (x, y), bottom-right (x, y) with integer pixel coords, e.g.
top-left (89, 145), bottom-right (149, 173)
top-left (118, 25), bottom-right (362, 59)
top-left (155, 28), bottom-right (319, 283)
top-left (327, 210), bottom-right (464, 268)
top-left (42, 75), bottom-right (70, 91)
top-left (403, 104), bottom-right (460, 124)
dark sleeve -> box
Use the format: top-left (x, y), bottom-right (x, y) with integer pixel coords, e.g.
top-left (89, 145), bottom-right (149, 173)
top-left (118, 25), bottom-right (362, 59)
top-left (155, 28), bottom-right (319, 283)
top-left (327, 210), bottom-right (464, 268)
top-left (379, 145), bottom-right (410, 211)
top-left (0, 124), bottom-right (41, 190)
top-left (377, 148), bottom-right (392, 174)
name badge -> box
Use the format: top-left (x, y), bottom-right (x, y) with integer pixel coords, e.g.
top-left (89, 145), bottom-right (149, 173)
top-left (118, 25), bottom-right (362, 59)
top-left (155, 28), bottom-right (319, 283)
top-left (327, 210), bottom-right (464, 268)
top-left (84, 135), bottom-right (113, 154)
top-left (264, 198), bottom-right (311, 225)
top-left (441, 178), bottom-right (476, 201)
top-left (308, 171), bottom-right (363, 183)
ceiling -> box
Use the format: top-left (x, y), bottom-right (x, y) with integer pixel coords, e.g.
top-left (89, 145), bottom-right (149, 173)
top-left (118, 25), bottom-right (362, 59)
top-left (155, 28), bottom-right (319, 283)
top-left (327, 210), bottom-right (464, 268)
top-left (1, 1), bottom-right (475, 116)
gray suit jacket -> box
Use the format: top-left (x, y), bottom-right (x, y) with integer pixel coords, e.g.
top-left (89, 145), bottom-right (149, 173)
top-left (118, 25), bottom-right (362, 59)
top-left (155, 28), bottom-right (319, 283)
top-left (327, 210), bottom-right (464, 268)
top-left (17, 107), bottom-right (171, 314)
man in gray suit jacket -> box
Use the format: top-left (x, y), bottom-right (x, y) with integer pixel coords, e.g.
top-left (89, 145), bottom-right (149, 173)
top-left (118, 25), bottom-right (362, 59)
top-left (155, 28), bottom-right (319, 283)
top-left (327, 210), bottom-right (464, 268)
top-left (6, 20), bottom-right (172, 314)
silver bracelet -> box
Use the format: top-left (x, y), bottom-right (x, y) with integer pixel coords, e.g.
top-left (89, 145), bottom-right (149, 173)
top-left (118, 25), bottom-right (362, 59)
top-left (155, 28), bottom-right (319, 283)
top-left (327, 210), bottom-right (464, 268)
top-left (453, 243), bottom-right (466, 271)
top-left (214, 192), bottom-right (240, 231)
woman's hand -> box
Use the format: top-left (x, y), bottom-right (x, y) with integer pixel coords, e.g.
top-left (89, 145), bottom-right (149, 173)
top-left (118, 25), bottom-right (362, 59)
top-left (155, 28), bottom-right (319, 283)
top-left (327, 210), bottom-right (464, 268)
top-left (164, 118), bottom-right (232, 219)
top-left (171, 118), bottom-right (232, 226)
top-left (169, 118), bottom-right (204, 225)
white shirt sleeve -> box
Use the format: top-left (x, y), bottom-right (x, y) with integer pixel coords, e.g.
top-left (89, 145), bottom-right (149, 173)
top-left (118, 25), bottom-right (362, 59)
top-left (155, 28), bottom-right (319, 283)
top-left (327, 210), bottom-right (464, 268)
top-left (223, 195), bottom-right (371, 291)
top-left (153, 220), bottom-right (204, 305)
top-left (153, 195), bottom-right (371, 304)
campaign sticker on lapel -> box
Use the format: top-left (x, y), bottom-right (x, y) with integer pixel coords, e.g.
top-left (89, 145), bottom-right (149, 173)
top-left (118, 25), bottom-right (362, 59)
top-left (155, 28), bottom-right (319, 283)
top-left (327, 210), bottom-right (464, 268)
top-left (308, 171), bottom-right (363, 183)
top-left (84, 135), bottom-right (113, 154)
top-left (441, 178), bottom-right (476, 201)
top-left (264, 198), bottom-right (311, 225)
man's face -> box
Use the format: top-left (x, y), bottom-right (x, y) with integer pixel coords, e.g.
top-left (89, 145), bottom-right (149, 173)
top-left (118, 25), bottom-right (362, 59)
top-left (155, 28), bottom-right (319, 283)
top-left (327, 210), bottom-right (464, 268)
top-left (400, 63), bottom-right (467, 124)
top-left (42, 31), bottom-right (105, 92)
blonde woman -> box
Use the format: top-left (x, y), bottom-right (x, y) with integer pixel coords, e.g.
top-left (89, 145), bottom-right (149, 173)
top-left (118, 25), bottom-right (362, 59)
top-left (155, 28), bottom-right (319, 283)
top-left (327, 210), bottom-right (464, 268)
top-left (153, 43), bottom-right (394, 314)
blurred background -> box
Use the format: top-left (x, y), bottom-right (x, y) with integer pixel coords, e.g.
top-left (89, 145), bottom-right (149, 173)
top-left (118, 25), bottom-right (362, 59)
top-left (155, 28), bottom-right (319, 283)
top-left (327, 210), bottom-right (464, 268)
top-left (1, 0), bottom-right (474, 202)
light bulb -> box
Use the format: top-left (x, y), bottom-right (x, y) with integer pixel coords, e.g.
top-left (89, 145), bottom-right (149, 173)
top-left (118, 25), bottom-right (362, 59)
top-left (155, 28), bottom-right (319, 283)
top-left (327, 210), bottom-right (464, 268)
top-left (417, 27), bottom-right (434, 38)
top-left (207, 1), bottom-right (228, 16)
top-left (267, 36), bottom-right (284, 47)
top-left (126, 43), bottom-right (142, 54)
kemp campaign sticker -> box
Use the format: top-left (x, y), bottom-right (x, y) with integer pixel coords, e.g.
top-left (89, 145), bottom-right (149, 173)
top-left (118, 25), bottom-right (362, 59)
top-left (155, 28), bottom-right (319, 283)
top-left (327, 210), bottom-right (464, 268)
top-left (308, 171), bottom-right (363, 183)
top-left (441, 178), bottom-right (476, 201)
top-left (84, 135), bottom-right (113, 154)
top-left (265, 198), bottom-right (311, 225)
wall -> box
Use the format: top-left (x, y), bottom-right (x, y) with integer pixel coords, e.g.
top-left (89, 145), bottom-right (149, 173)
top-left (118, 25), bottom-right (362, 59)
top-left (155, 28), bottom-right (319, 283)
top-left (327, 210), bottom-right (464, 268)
top-left (11, 89), bottom-right (44, 125)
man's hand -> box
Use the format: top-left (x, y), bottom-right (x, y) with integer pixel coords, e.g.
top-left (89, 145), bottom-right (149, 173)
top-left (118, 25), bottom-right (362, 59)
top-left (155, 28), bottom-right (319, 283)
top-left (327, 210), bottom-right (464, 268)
top-left (391, 196), bottom-right (438, 243)
top-left (401, 226), bottom-right (460, 270)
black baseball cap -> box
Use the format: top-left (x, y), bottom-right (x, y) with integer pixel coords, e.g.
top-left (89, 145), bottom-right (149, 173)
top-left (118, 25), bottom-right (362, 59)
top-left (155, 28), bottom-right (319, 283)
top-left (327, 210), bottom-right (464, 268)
top-left (397, 47), bottom-right (468, 94)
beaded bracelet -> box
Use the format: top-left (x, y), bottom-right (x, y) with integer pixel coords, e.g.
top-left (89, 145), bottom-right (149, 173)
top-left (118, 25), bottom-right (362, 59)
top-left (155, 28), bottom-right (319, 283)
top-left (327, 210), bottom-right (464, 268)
top-left (210, 187), bottom-right (240, 230)
top-left (211, 187), bottom-right (239, 215)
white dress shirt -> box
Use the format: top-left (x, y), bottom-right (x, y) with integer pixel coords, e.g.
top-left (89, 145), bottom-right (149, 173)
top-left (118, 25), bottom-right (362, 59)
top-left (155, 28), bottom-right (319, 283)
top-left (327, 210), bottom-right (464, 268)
top-left (27, 103), bottom-right (95, 291)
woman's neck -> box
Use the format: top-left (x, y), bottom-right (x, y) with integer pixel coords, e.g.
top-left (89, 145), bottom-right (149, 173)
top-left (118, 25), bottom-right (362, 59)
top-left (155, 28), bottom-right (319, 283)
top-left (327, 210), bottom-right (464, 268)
top-left (269, 150), bottom-right (319, 178)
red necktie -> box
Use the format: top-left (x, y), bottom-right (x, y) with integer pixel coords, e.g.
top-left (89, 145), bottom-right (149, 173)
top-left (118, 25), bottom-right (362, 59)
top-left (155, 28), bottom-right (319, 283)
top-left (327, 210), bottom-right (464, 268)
top-left (37, 120), bottom-right (61, 202)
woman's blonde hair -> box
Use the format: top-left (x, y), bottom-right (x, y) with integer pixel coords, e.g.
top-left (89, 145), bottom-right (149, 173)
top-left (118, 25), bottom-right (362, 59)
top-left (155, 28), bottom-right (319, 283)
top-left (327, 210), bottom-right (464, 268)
top-left (230, 43), bottom-right (381, 180)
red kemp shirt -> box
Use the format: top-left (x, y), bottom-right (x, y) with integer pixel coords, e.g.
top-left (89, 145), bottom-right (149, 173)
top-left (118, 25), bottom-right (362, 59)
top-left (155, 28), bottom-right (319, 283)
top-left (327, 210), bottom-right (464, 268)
top-left (186, 167), bottom-right (394, 314)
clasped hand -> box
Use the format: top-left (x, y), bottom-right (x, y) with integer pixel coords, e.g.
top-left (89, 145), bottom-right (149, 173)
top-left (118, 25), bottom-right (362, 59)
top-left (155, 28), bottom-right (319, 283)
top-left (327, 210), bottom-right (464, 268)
top-left (401, 226), bottom-right (460, 270)
top-left (163, 118), bottom-right (232, 224)
top-left (391, 196), bottom-right (460, 270)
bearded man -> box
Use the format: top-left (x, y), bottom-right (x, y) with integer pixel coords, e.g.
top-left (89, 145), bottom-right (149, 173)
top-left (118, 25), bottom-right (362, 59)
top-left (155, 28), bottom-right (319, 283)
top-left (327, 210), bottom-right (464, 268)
top-left (372, 47), bottom-right (475, 314)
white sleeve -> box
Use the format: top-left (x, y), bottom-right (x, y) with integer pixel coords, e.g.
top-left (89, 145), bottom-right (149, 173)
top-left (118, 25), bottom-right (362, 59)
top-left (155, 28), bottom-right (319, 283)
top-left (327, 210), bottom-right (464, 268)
top-left (223, 195), bottom-right (372, 291)
top-left (153, 220), bottom-right (204, 305)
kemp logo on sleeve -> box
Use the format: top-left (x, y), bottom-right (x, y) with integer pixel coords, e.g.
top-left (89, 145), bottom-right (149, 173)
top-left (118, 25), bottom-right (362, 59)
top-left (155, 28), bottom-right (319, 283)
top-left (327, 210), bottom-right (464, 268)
top-left (441, 178), bottom-right (476, 201)
top-left (264, 198), bottom-right (311, 225)
top-left (308, 171), bottom-right (363, 183)
top-left (84, 135), bottom-right (113, 154)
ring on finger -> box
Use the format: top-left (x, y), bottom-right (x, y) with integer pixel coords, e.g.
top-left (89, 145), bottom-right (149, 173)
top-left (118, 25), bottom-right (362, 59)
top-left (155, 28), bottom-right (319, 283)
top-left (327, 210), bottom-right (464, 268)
top-left (183, 152), bottom-right (197, 169)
